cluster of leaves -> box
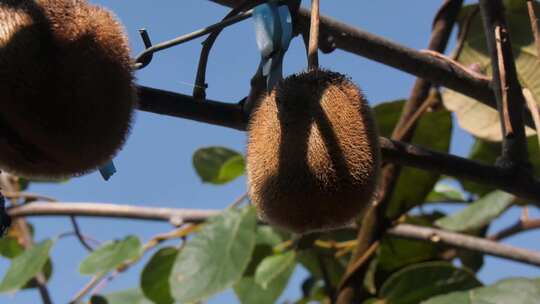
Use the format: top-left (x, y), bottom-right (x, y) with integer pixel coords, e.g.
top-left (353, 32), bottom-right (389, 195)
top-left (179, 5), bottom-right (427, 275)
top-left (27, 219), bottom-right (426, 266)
top-left (2, 1), bottom-right (540, 303)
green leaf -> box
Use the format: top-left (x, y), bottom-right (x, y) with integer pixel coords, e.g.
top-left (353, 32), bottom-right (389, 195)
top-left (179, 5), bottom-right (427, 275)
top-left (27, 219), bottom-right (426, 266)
top-left (235, 267), bottom-right (294, 304)
top-left (425, 182), bottom-right (467, 203)
top-left (91, 289), bottom-right (153, 304)
top-left (378, 261), bottom-right (481, 304)
top-left (80, 235), bottom-right (142, 275)
top-left (255, 251), bottom-right (296, 289)
top-left (192, 147), bottom-right (245, 184)
top-left (370, 213), bottom-right (447, 292)
top-left (423, 277), bottom-right (540, 304)
top-left (141, 247), bottom-right (178, 304)
top-left (378, 213), bottom-right (447, 272)
top-left (23, 258), bottom-right (53, 289)
top-left (242, 226), bottom-right (286, 277)
top-left (377, 236), bottom-right (444, 273)
top-left (170, 207), bottom-right (257, 302)
top-left (435, 191), bottom-right (514, 232)
top-left (0, 237), bottom-right (24, 259)
top-left (457, 248), bottom-right (484, 273)
top-left (0, 237), bottom-right (53, 290)
top-left (457, 226), bottom-right (489, 273)
top-left (254, 226), bottom-right (286, 246)
top-left (297, 249), bottom-right (346, 287)
top-left (374, 100), bottom-right (452, 218)
top-left (0, 239), bottom-right (54, 293)
top-left (234, 226), bottom-right (294, 304)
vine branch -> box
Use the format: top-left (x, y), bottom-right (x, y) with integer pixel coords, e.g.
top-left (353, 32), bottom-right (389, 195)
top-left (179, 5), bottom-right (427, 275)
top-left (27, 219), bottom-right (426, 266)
top-left (8, 202), bottom-right (540, 269)
top-left (136, 85), bottom-right (540, 205)
top-left (388, 224), bottom-right (540, 267)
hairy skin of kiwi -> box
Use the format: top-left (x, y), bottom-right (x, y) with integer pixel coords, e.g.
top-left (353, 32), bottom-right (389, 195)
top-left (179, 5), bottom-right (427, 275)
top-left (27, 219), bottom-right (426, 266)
top-left (0, 0), bottom-right (135, 178)
top-left (247, 69), bottom-right (381, 234)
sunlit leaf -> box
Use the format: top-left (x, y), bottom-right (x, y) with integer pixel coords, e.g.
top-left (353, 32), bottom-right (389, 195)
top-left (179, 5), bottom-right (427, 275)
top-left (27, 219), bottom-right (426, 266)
top-left (170, 207), bottom-right (257, 302)
top-left (442, 0), bottom-right (538, 141)
top-left (80, 236), bottom-right (142, 275)
top-left (192, 147), bottom-right (245, 184)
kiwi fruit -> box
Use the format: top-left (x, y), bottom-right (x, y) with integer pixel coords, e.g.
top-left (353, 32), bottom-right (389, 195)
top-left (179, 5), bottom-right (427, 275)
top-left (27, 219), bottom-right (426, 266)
top-left (247, 69), bottom-right (381, 234)
top-left (0, 0), bottom-right (135, 178)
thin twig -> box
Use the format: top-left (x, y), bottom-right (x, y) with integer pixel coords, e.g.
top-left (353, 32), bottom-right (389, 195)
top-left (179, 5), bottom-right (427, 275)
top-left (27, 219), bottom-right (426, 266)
top-left (2, 191), bottom-right (56, 203)
top-left (495, 25), bottom-right (513, 136)
top-left (489, 218), bottom-right (540, 241)
top-left (479, 0), bottom-right (529, 168)
top-left (339, 241), bottom-right (379, 289)
top-left (307, 0), bottom-right (320, 70)
top-left (391, 88), bottom-right (440, 141)
top-left (56, 231), bottom-right (101, 247)
top-left (389, 224), bottom-right (540, 267)
top-left (72, 226), bottom-right (195, 302)
top-left (69, 274), bottom-right (104, 304)
top-left (69, 216), bottom-right (94, 252)
top-left (527, 0), bottom-right (540, 61)
top-left (90, 227), bottom-right (195, 296)
top-left (450, 6), bottom-right (479, 60)
top-left (228, 192), bottom-right (248, 209)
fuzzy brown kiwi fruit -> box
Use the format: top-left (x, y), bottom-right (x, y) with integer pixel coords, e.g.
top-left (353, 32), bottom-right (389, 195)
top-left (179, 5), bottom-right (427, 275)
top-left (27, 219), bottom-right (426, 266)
top-left (0, 0), bottom-right (135, 178)
top-left (247, 69), bottom-right (381, 234)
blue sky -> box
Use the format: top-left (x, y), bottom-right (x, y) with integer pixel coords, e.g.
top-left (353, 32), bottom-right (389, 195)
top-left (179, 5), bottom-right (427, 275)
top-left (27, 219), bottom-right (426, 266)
top-left (1, 1), bottom-right (539, 303)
